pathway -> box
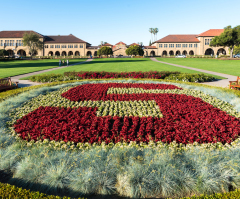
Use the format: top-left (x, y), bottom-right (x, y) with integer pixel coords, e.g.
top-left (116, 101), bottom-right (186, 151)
top-left (150, 58), bottom-right (237, 88)
top-left (11, 59), bottom-right (93, 88)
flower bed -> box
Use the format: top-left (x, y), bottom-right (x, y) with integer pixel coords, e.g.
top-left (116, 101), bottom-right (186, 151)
top-left (12, 82), bottom-right (240, 145)
top-left (2, 80), bottom-right (240, 198)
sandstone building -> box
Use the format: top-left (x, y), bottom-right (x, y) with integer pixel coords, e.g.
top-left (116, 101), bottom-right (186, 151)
top-left (0, 29), bottom-right (229, 57)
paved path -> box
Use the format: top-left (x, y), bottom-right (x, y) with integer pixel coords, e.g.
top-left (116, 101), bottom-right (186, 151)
top-left (150, 58), bottom-right (237, 88)
top-left (11, 59), bottom-right (93, 88)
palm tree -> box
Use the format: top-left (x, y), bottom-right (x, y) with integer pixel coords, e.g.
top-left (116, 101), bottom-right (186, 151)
top-left (149, 28), bottom-right (153, 43)
top-left (154, 28), bottom-right (159, 41)
top-left (153, 29), bottom-right (156, 42)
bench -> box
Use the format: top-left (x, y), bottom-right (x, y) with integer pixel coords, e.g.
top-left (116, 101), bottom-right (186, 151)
top-left (229, 76), bottom-right (240, 89)
top-left (0, 77), bottom-right (18, 92)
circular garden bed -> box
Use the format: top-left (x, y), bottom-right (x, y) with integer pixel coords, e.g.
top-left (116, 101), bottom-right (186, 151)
top-left (1, 80), bottom-right (240, 198)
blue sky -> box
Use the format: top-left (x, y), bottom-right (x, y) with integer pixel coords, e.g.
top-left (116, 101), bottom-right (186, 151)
top-left (2, 0), bottom-right (240, 46)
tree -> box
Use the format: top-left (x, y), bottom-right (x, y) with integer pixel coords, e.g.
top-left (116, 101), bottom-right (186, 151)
top-left (149, 40), bottom-right (152, 46)
top-left (154, 28), bottom-right (159, 41)
top-left (125, 45), bottom-right (144, 56)
top-left (210, 25), bottom-right (240, 58)
top-left (97, 46), bottom-right (113, 57)
top-left (149, 28), bottom-right (153, 42)
top-left (233, 45), bottom-right (240, 55)
top-left (0, 49), bottom-right (9, 58)
top-left (22, 32), bottom-right (43, 59)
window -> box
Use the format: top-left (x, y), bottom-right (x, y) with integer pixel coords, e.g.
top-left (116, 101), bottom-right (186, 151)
top-left (176, 44), bottom-right (181, 48)
top-left (185, 44), bottom-right (188, 48)
top-left (159, 44), bottom-right (162, 48)
top-left (50, 45), bottom-right (54, 48)
top-left (205, 39), bottom-right (210, 45)
top-left (169, 44), bottom-right (174, 48)
top-left (5, 40), bottom-right (9, 46)
top-left (74, 44), bottom-right (78, 48)
top-left (194, 44), bottom-right (198, 48)
top-left (61, 45), bottom-right (67, 48)
top-left (55, 45), bottom-right (60, 48)
top-left (164, 44), bottom-right (168, 48)
top-left (45, 45), bottom-right (48, 48)
top-left (68, 45), bottom-right (73, 48)
top-left (16, 40), bottom-right (23, 46)
top-left (189, 44), bottom-right (192, 48)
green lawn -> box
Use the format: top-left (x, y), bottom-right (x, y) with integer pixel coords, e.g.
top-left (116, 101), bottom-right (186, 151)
top-left (156, 58), bottom-right (240, 76)
top-left (0, 59), bottom-right (87, 78)
top-left (25, 58), bottom-right (225, 79)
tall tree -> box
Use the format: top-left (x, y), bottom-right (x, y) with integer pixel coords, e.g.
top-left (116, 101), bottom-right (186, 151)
top-left (22, 32), bottom-right (43, 59)
top-left (154, 28), bottom-right (159, 41)
top-left (97, 46), bottom-right (113, 57)
top-left (125, 45), bottom-right (144, 56)
top-left (149, 28), bottom-right (153, 43)
top-left (153, 29), bottom-right (156, 42)
top-left (210, 25), bottom-right (240, 58)
top-left (149, 40), bottom-right (152, 46)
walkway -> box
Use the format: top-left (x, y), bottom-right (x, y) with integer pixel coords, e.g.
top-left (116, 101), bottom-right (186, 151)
top-left (150, 58), bottom-right (237, 88)
top-left (11, 59), bottom-right (93, 88)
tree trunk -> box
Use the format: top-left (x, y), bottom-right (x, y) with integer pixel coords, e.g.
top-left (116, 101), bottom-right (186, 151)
top-left (230, 47), bottom-right (234, 58)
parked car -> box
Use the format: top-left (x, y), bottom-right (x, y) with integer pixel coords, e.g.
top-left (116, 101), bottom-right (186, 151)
top-left (175, 55), bottom-right (186, 58)
top-left (234, 54), bottom-right (240, 58)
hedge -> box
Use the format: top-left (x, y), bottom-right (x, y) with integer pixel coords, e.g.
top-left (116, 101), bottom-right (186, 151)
top-left (1, 181), bottom-right (240, 199)
top-left (1, 79), bottom-right (240, 103)
top-left (0, 182), bottom-right (86, 199)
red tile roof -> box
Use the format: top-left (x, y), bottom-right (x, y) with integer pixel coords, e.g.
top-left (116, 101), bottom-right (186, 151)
top-left (198, 29), bottom-right (224, 37)
top-left (155, 35), bottom-right (200, 43)
top-left (115, 41), bottom-right (126, 45)
top-left (44, 34), bottom-right (87, 43)
top-left (0, 30), bottom-right (44, 38)
top-left (143, 46), bottom-right (157, 49)
top-left (130, 43), bottom-right (140, 46)
top-left (102, 43), bottom-right (112, 46)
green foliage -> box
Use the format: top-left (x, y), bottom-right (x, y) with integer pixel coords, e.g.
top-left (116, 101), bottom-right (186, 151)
top-left (0, 182), bottom-right (86, 198)
top-left (233, 45), bottom-right (240, 55)
top-left (165, 73), bottom-right (216, 82)
top-left (97, 46), bottom-right (113, 57)
top-left (29, 74), bottom-right (81, 82)
top-left (22, 32), bottom-right (44, 59)
top-left (180, 189), bottom-right (240, 199)
top-left (125, 45), bottom-right (144, 56)
top-left (0, 49), bottom-right (9, 58)
top-left (210, 25), bottom-right (240, 57)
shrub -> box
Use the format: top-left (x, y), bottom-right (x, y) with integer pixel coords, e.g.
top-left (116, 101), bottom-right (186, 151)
top-left (0, 182), bottom-right (86, 199)
top-left (165, 73), bottom-right (216, 82)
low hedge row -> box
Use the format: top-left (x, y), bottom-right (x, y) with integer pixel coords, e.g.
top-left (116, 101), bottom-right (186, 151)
top-left (165, 73), bottom-right (216, 82)
top-left (28, 71), bottom-right (216, 83)
top-left (0, 182), bottom-right (86, 199)
top-left (1, 79), bottom-right (240, 103)
top-left (1, 181), bottom-right (240, 199)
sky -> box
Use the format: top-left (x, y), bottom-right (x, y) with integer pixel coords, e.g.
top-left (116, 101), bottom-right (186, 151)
top-left (2, 0), bottom-right (240, 46)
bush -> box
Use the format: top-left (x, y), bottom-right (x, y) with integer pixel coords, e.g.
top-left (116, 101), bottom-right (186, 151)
top-left (0, 182), bottom-right (86, 199)
top-left (65, 71), bottom-right (181, 80)
top-left (29, 74), bottom-right (81, 83)
top-left (180, 189), bottom-right (240, 199)
top-left (165, 73), bottom-right (216, 82)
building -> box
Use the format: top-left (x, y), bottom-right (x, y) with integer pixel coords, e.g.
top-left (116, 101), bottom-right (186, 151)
top-left (148, 29), bottom-right (228, 56)
top-left (0, 29), bottom-right (228, 57)
top-left (0, 31), bottom-right (93, 57)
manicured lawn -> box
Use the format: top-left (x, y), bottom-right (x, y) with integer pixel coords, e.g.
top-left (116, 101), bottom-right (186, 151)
top-left (156, 58), bottom-right (240, 76)
top-left (25, 58), bottom-right (225, 79)
top-left (0, 58), bottom-right (87, 78)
